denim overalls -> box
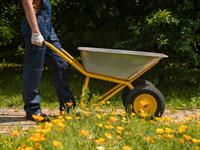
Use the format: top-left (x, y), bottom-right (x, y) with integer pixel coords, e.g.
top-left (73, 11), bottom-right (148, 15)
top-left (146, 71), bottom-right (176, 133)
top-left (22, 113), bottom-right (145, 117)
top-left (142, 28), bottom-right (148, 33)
top-left (21, 0), bottom-right (74, 116)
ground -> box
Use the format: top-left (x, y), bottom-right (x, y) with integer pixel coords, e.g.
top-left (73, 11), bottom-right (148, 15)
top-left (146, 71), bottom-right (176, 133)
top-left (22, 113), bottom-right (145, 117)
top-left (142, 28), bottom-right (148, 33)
top-left (1, 108), bottom-right (200, 134)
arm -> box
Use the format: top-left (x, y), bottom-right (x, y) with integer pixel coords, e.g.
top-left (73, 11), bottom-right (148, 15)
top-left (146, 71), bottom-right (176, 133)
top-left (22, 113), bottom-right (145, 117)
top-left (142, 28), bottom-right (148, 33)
top-left (21, 0), bottom-right (44, 46)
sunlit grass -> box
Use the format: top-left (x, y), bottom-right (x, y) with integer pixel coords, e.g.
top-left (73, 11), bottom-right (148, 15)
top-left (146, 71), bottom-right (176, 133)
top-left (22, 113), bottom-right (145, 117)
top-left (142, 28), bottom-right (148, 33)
top-left (0, 105), bottom-right (200, 150)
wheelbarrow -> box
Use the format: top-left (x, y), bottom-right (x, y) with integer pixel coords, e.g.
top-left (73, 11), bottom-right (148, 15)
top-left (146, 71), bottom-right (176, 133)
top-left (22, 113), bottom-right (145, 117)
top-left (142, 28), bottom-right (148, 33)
top-left (44, 41), bottom-right (168, 117)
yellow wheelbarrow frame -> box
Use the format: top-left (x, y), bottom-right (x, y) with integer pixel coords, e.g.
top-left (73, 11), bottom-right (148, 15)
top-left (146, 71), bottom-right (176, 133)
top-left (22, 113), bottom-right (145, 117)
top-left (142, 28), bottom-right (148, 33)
top-left (44, 41), bottom-right (164, 109)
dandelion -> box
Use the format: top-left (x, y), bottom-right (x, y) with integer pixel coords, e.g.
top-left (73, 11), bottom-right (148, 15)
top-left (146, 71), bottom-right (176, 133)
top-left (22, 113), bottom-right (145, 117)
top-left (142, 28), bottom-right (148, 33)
top-left (29, 133), bottom-right (45, 142)
top-left (109, 116), bottom-right (118, 122)
top-left (96, 123), bottom-right (103, 128)
top-left (95, 138), bottom-right (105, 144)
top-left (117, 135), bottom-right (122, 140)
top-left (17, 145), bottom-right (34, 150)
top-left (139, 109), bottom-right (149, 118)
top-left (156, 128), bottom-right (164, 134)
top-left (163, 134), bottom-right (174, 139)
top-left (104, 133), bottom-right (112, 139)
top-left (96, 114), bottom-right (102, 119)
top-left (52, 140), bottom-right (63, 148)
top-left (131, 113), bottom-right (136, 117)
top-left (123, 145), bottom-right (131, 150)
top-left (111, 111), bottom-right (117, 115)
top-left (145, 136), bottom-right (155, 143)
top-left (183, 134), bottom-right (192, 141)
top-left (104, 124), bottom-right (114, 130)
top-left (155, 117), bottom-right (162, 121)
top-left (195, 146), bottom-right (200, 150)
top-left (179, 138), bottom-right (185, 143)
top-left (106, 101), bottom-right (111, 104)
top-left (121, 111), bottom-right (126, 117)
top-left (117, 126), bottom-right (124, 131)
top-left (80, 129), bottom-right (89, 137)
top-left (192, 139), bottom-right (200, 144)
top-left (11, 130), bottom-right (19, 137)
top-left (164, 127), bottom-right (175, 134)
top-left (65, 115), bottom-right (73, 121)
top-left (149, 120), bottom-right (155, 125)
top-left (34, 143), bottom-right (42, 150)
top-left (178, 125), bottom-right (187, 133)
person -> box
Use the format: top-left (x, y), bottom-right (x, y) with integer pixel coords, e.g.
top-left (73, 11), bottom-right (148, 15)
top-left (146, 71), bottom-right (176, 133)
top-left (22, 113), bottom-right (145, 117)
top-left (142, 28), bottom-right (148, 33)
top-left (21, 0), bottom-right (76, 122)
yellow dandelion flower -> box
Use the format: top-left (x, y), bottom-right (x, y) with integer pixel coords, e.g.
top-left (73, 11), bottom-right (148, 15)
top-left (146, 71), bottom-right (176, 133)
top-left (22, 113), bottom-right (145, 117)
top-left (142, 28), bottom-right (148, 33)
top-left (17, 145), bottom-right (34, 150)
top-left (155, 117), bottom-right (161, 121)
top-left (117, 135), bottom-right (122, 140)
top-left (163, 134), bottom-right (174, 139)
top-left (179, 138), bottom-right (185, 143)
top-left (34, 143), bottom-right (42, 150)
top-left (195, 146), bottom-right (200, 150)
top-left (101, 101), bottom-right (106, 105)
top-left (149, 120), bottom-right (155, 125)
top-left (80, 129), bottom-right (89, 137)
top-left (29, 133), bottom-right (45, 142)
top-left (145, 136), bottom-right (155, 143)
top-left (96, 114), bottom-right (102, 119)
top-left (117, 126), bottom-right (124, 131)
top-left (131, 113), bottom-right (136, 117)
top-left (11, 130), bottom-right (19, 137)
top-left (123, 145), bottom-right (131, 150)
top-left (109, 116), bottom-right (118, 122)
top-left (192, 139), bottom-right (200, 144)
top-left (104, 133), bottom-right (112, 139)
top-left (83, 111), bottom-right (92, 117)
top-left (178, 125), bottom-right (187, 134)
top-left (164, 127), bottom-right (175, 134)
top-left (183, 134), bottom-right (192, 141)
top-left (156, 128), bottom-right (164, 134)
top-left (111, 111), bottom-right (117, 115)
top-left (121, 111), bottom-right (126, 117)
top-left (106, 101), bottom-right (111, 104)
top-left (104, 124), bottom-right (114, 130)
top-left (65, 115), bottom-right (73, 121)
top-left (95, 138), bottom-right (105, 144)
top-left (52, 140), bottom-right (63, 148)
top-left (96, 123), bottom-right (103, 128)
top-left (24, 147), bottom-right (34, 150)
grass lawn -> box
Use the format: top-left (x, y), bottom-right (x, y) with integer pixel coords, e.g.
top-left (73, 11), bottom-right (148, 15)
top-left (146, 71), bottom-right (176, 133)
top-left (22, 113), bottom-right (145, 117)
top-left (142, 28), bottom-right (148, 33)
top-left (0, 62), bottom-right (200, 150)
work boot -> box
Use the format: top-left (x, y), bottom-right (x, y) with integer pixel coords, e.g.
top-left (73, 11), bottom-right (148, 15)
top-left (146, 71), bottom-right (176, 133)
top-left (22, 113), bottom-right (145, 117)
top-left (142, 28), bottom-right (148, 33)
top-left (60, 100), bottom-right (76, 114)
top-left (26, 112), bottom-right (51, 122)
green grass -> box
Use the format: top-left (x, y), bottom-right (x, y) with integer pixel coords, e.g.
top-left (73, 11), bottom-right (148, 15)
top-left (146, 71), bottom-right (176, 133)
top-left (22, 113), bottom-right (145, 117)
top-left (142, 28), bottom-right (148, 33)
top-left (0, 63), bottom-right (200, 110)
top-left (0, 106), bottom-right (200, 150)
top-left (0, 63), bottom-right (200, 150)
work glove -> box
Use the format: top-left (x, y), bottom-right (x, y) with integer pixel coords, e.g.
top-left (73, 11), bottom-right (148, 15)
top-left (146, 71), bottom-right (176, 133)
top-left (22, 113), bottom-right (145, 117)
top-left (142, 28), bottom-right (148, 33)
top-left (31, 32), bottom-right (44, 46)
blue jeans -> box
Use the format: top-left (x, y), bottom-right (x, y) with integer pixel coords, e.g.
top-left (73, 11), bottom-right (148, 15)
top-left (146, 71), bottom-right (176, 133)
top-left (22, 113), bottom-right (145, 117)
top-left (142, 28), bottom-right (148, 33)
top-left (22, 22), bottom-right (74, 116)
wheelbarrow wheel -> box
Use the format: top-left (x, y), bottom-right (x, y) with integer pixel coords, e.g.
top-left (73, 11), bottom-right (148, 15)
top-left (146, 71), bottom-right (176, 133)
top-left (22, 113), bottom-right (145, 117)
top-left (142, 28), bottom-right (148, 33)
top-left (125, 85), bottom-right (165, 117)
top-left (121, 79), bottom-right (155, 107)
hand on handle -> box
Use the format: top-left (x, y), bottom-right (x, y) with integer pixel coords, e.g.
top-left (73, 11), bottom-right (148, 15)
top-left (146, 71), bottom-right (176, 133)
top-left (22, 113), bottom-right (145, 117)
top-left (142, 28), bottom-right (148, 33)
top-left (31, 32), bottom-right (44, 46)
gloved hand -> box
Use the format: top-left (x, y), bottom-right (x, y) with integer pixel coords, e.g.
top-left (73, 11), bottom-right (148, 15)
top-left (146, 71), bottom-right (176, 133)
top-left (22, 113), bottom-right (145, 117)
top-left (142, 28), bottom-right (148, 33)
top-left (31, 32), bottom-right (44, 46)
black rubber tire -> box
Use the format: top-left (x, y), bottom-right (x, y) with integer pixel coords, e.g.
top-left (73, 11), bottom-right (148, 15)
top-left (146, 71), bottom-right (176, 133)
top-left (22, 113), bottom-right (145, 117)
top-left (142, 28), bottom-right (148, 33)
top-left (125, 85), bottom-right (165, 117)
top-left (121, 79), bottom-right (155, 107)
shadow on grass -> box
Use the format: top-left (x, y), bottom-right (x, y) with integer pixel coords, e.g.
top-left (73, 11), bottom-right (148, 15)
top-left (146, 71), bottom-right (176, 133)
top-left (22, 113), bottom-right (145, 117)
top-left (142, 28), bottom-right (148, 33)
top-left (0, 64), bottom-right (200, 109)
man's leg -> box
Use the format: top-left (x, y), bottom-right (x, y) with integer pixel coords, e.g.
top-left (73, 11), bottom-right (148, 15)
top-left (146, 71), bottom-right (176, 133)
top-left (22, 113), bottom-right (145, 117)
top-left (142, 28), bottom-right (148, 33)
top-left (22, 34), bottom-right (46, 116)
top-left (45, 30), bottom-right (75, 112)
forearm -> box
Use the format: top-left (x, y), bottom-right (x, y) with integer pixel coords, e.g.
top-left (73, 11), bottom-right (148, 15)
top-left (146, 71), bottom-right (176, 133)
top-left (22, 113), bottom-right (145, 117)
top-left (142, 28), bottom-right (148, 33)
top-left (21, 0), bottom-right (40, 33)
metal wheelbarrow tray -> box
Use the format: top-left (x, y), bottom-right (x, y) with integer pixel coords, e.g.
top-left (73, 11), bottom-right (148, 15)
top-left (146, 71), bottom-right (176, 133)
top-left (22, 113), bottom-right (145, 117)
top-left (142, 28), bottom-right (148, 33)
top-left (45, 41), bottom-right (168, 118)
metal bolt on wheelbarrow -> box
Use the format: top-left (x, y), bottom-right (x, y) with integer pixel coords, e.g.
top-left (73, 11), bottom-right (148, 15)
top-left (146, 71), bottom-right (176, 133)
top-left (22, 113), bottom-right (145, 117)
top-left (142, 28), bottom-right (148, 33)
top-left (44, 41), bottom-right (168, 118)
